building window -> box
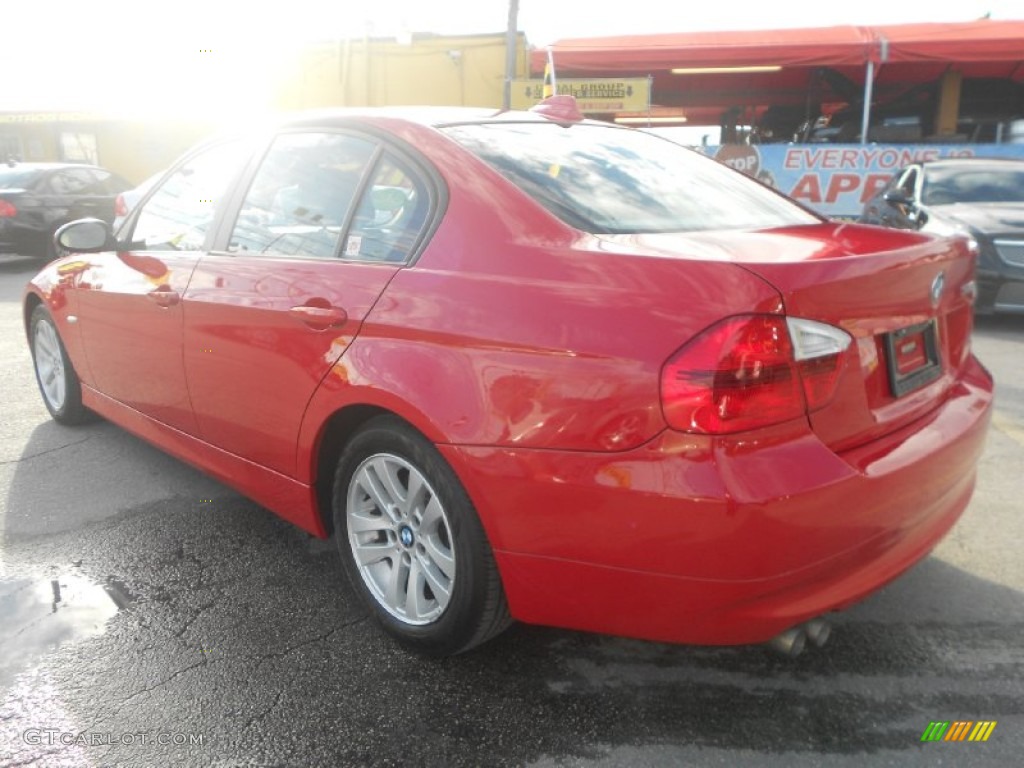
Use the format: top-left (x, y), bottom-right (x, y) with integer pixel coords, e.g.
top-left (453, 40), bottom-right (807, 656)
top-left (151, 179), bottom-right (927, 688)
top-left (59, 132), bottom-right (99, 164)
top-left (0, 134), bottom-right (23, 162)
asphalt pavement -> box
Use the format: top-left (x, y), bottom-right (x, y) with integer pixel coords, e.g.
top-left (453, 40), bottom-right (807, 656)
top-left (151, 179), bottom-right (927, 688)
top-left (1, 256), bottom-right (1022, 767)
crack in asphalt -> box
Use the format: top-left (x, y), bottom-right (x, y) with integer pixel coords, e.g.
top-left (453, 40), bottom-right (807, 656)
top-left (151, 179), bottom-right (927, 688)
top-left (173, 600), bottom-right (218, 639)
top-left (242, 690), bottom-right (285, 732)
top-left (97, 656), bottom-right (213, 724)
top-left (0, 435), bottom-right (98, 465)
top-left (252, 614), bottom-right (370, 668)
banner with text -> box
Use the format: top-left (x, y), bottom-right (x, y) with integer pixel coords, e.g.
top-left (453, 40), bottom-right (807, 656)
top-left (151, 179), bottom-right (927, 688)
top-left (511, 78), bottom-right (650, 113)
top-left (704, 143), bottom-right (1024, 219)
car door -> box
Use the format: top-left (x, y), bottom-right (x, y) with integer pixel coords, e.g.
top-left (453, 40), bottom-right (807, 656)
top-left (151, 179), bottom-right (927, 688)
top-left (42, 167), bottom-right (116, 225)
top-left (20, 169), bottom-right (92, 255)
top-left (183, 129), bottom-right (435, 476)
top-left (74, 140), bottom-right (248, 433)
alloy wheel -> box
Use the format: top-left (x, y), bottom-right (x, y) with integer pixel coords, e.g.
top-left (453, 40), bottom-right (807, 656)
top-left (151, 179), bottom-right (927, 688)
top-left (346, 453), bottom-right (456, 625)
top-left (33, 319), bottom-right (67, 412)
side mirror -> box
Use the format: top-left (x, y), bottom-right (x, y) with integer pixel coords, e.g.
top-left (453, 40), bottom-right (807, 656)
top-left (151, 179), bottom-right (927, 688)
top-left (882, 190), bottom-right (915, 207)
top-left (55, 219), bottom-right (116, 254)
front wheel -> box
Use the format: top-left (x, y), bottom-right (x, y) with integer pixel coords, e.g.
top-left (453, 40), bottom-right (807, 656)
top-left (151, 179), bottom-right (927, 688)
top-left (333, 417), bottom-right (510, 655)
top-left (30, 305), bottom-right (91, 424)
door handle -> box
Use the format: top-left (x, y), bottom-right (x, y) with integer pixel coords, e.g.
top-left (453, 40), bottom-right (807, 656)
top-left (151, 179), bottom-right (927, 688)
top-left (289, 304), bottom-right (348, 330)
top-left (146, 285), bottom-right (180, 307)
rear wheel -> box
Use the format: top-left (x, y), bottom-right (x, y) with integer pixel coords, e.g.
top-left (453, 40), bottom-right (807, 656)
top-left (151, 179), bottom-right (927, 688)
top-left (333, 416), bottom-right (510, 655)
top-left (30, 305), bottom-right (91, 424)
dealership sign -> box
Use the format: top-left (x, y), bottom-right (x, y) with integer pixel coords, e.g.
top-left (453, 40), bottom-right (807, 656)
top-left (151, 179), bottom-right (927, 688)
top-left (511, 78), bottom-right (650, 113)
top-left (705, 143), bottom-right (1024, 219)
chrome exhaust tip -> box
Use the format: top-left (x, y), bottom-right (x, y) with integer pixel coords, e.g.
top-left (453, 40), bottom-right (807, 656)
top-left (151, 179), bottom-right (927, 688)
top-left (766, 627), bottom-right (807, 658)
top-left (803, 618), bottom-right (832, 648)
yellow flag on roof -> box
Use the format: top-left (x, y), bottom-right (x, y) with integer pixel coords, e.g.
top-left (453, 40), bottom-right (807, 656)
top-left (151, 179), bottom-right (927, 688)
top-left (543, 48), bottom-right (556, 98)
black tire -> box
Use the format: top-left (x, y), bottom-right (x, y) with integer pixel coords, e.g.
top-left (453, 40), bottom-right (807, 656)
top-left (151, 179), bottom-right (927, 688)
top-left (29, 304), bottom-right (92, 425)
top-left (333, 416), bottom-right (511, 655)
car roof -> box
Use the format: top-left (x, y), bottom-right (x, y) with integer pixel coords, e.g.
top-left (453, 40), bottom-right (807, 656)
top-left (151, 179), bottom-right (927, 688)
top-left (1, 162), bottom-right (108, 173)
top-left (921, 157), bottom-right (1024, 170)
top-left (273, 105), bottom-right (615, 131)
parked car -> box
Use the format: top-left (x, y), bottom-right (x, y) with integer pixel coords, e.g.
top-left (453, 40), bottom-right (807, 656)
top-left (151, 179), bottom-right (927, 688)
top-left (796, 76), bottom-right (1024, 144)
top-left (25, 101), bottom-right (992, 656)
top-left (0, 162), bottom-right (131, 260)
top-left (862, 158), bottom-right (1024, 313)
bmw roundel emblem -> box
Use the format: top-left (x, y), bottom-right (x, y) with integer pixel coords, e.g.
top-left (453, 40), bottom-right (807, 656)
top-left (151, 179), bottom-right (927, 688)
top-left (930, 272), bottom-right (945, 308)
top-left (399, 526), bottom-right (415, 547)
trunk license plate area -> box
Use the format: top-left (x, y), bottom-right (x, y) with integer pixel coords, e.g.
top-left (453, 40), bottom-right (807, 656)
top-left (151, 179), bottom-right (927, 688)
top-left (884, 319), bottom-right (941, 397)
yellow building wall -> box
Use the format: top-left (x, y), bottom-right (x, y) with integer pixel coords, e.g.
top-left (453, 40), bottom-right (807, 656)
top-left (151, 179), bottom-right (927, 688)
top-left (0, 120), bottom-right (61, 163)
top-left (276, 32), bottom-right (529, 110)
top-left (94, 120), bottom-right (214, 185)
top-left (0, 116), bottom-right (213, 185)
top-left (2, 33), bottom-right (526, 183)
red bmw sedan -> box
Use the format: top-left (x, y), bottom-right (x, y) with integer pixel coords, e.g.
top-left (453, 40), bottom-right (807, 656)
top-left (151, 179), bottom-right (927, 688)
top-left (24, 102), bottom-right (993, 656)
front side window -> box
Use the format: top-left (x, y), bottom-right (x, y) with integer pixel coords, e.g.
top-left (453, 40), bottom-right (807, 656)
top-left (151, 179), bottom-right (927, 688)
top-left (442, 122), bottom-right (819, 234)
top-left (130, 140), bottom-right (245, 251)
top-left (227, 132), bottom-right (376, 259)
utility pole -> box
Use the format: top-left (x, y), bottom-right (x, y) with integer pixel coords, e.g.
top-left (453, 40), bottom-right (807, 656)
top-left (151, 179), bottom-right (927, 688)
top-left (503, 0), bottom-right (520, 110)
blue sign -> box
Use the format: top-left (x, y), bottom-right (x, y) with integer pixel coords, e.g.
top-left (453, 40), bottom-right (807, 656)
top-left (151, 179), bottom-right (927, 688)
top-left (704, 143), bottom-right (1024, 219)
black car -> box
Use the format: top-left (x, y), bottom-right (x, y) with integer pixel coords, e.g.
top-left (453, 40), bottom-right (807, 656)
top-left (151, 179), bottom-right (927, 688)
top-left (0, 162), bottom-right (131, 260)
top-left (862, 158), bottom-right (1024, 314)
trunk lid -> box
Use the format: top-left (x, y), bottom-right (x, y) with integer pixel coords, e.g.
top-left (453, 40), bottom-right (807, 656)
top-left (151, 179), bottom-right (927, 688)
top-left (599, 222), bottom-right (977, 451)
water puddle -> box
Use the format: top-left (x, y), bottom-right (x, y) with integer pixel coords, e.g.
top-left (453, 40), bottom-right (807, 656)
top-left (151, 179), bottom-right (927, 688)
top-left (0, 573), bottom-right (130, 688)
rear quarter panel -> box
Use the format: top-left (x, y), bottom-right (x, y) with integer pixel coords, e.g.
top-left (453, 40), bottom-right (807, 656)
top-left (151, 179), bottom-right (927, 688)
top-left (297, 120), bottom-right (785, 479)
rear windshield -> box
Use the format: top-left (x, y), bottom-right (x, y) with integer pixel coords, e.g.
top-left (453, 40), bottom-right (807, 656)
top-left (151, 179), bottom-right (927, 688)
top-left (0, 167), bottom-right (41, 190)
top-left (441, 122), bottom-right (819, 234)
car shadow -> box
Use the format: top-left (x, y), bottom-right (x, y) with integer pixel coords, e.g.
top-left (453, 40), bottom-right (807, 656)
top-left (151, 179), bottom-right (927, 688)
top-left (3, 419), bottom-right (1022, 763)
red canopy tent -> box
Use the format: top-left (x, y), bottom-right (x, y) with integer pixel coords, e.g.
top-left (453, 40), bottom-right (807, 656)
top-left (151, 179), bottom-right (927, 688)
top-left (530, 20), bottom-right (1024, 134)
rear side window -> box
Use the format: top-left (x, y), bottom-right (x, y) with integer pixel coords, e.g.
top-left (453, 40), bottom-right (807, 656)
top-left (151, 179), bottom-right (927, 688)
top-left (442, 123), bottom-right (818, 234)
top-left (93, 169), bottom-right (132, 195)
top-left (46, 168), bottom-right (99, 195)
top-left (227, 132), bottom-right (376, 259)
top-left (344, 153), bottom-right (430, 263)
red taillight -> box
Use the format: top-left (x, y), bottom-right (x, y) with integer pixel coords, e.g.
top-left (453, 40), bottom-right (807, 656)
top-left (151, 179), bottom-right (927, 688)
top-left (0, 199), bottom-right (16, 217)
top-left (113, 194), bottom-right (128, 217)
top-left (661, 315), bottom-right (850, 434)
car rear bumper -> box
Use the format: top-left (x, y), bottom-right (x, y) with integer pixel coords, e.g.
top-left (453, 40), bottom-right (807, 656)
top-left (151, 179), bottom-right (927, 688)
top-left (977, 269), bottom-right (1024, 314)
top-left (441, 355), bottom-right (993, 646)
top-left (974, 262), bottom-right (1024, 313)
top-left (0, 221), bottom-right (39, 256)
